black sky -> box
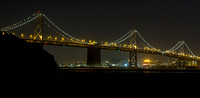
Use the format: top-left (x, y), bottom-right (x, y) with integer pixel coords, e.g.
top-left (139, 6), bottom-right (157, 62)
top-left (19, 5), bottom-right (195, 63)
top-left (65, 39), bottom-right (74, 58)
top-left (1, 0), bottom-right (200, 63)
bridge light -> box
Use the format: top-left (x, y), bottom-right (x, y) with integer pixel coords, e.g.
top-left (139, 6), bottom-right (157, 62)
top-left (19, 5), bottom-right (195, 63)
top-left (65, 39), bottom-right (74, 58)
top-left (39, 35), bottom-right (42, 40)
top-left (105, 42), bottom-right (108, 45)
top-left (114, 43), bottom-right (117, 46)
top-left (12, 33), bottom-right (15, 35)
top-left (55, 37), bottom-right (57, 40)
top-left (70, 39), bottom-right (74, 42)
top-left (134, 45), bottom-right (137, 49)
top-left (2, 32), bottom-right (5, 35)
top-left (30, 35), bottom-right (33, 39)
top-left (124, 63), bottom-right (128, 67)
top-left (47, 36), bottom-right (52, 40)
top-left (81, 39), bottom-right (85, 42)
top-left (21, 34), bottom-right (24, 38)
top-left (62, 37), bottom-right (65, 41)
top-left (144, 59), bottom-right (150, 63)
top-left (89, 40), bottom-right (92, 43)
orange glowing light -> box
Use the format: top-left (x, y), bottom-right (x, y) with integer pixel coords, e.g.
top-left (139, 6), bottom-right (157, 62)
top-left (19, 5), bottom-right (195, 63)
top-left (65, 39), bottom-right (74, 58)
top-left (144, 59), bottom-right (150, 63)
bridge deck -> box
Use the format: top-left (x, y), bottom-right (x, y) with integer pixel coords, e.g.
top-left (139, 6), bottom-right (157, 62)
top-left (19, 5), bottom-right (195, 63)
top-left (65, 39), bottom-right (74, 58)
top-left (25, 39), bottom-right (200, 62)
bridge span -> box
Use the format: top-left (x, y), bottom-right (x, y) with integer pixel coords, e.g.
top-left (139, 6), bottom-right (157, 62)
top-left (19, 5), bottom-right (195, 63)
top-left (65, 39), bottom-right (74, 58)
top-left (1, 12), bottom-right (200, 68)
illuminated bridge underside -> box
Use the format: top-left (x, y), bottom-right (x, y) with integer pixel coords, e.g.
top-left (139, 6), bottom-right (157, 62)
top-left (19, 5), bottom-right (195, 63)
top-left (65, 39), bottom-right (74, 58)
top-left (25, 39), bottom-right (200, 62)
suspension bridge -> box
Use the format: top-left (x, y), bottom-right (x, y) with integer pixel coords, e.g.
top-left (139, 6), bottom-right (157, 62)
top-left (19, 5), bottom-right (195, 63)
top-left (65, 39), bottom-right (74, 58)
top-left (1, 12), bottom-right (200, 68)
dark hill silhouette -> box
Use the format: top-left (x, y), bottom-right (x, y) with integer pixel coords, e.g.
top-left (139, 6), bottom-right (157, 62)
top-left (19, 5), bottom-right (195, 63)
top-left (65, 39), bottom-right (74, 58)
top-left (0, 31), bottom-right (59, 81)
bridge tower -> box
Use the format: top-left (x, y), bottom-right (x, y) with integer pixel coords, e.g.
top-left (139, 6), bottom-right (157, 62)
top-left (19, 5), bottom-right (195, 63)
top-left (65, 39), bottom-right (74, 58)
top-left (129, 28), bottom-right (137, 68)
top-left (178, 43), bottom-right (185, 67)
top-left (33, 11), bottom-right (43, 41)
top-left (179, 58), bottom-right (185, 67)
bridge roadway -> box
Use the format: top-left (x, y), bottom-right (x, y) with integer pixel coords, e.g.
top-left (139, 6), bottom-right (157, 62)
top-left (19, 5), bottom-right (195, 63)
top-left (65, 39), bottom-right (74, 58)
top-left (25, 39), bottom-right (200, 62)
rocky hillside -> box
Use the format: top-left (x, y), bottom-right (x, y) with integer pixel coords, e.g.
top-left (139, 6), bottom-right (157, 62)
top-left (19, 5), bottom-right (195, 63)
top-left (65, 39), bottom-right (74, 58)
top-left (0, 32), bottom-right (59, 80)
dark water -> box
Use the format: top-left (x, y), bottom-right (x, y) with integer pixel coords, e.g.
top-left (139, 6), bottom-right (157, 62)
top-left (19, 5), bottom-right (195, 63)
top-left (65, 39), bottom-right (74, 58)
top-left (55, 68), bottom-right (200, 97)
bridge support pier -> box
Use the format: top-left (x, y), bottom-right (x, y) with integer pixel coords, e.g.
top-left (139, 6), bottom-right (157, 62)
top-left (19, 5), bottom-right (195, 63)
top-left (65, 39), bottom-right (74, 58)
top-left (87, 48), bottom-right (101, 67)
top-left (197, 62), bottom-right (200, 68)
top-left (179, 58), bottom-right (185, 67)
top-left (129, 51), bottom-right (137, 68)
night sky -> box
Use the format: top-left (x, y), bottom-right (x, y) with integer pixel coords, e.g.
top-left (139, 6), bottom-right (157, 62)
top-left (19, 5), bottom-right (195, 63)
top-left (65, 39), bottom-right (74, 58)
top-left (1, 0), bottom-right (200, 63)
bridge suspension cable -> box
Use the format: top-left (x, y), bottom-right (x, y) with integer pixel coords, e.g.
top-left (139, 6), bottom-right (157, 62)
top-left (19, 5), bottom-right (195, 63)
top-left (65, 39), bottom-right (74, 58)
top-left (169, 41), bottom-right (184, 52)
top-left (44, 21), bottom-right (84, 43)
top-left (167, 40), bottom-right (196, 56)
top-left (44, 21), bottom-right (68, 37)
top-left (1, 12), bottom-right (198, 58)
top-left (184, 42), bottom-right (196, 56)
top-left (42, 14), bottom-right (88, 44)
top-left (0, 14), bottom-right (40, 32)
top-left (115, 32), bottom-right (134, 44)
top-left (109, 29), bottom-right (155, 49)
top-left (110, 32), bottom-right (130, 43)
top-left (168, 41), bottom-right (182, 51)
top-left (136, 30), bottom-right (155, 49)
